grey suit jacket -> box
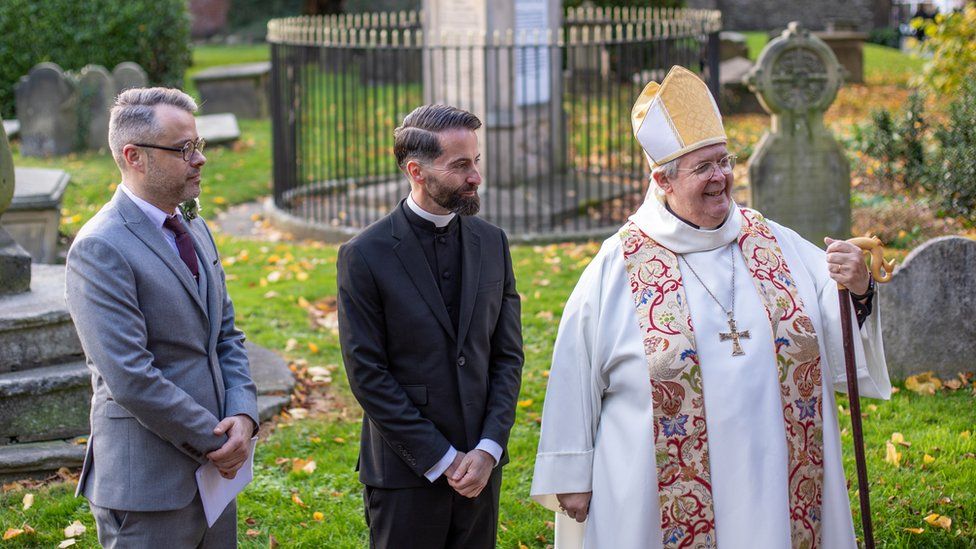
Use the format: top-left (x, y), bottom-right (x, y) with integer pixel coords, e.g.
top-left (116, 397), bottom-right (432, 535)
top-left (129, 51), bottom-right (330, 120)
top-left (65, 189), bottom-right (258, 512)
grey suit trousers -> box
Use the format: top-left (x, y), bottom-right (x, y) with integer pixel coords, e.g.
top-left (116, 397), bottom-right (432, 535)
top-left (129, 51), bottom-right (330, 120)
top-left (90, 493), bottom-right (236, 548)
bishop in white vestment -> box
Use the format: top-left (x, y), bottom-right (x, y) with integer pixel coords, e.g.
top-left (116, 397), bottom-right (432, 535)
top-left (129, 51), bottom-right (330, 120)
top-left (530, 66), bottom-right (891, 549)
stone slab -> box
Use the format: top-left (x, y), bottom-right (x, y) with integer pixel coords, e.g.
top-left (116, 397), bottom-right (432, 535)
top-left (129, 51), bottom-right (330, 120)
top-left (880, 236), bottom-right (976, 379)
top-left (193, 62), bottom-right (271, 81)
top-left (0, 360), bottom-right (91, 444)
top-left (3, 120), bottom-right (18, 139)
top-left (258, 394), bottom-right (291, 423)
top-left (0, 264), bottom-right (83, 371)
top-left (196, 113), bottom-right (240, 145)
top-left (8, 167), bottom-right (69, 210)
top-left (246, 341), bottom-right (295, 395)
top-left (0, 440), bottom-right (86, 481)
top-left (193, 63), bottom-right (270, 119)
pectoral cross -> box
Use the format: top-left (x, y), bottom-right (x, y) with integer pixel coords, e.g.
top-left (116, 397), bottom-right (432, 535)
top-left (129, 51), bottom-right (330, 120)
top-left (719, 313), bottom-right (750, 356)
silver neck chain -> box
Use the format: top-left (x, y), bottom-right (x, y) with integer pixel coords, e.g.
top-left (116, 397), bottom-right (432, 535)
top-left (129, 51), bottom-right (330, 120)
top-left (678, 244), bottom-right (735, 319)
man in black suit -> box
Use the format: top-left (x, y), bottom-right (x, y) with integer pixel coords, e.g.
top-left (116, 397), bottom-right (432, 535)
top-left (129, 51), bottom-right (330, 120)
top-left (337, 104), bottom-right (524, 548)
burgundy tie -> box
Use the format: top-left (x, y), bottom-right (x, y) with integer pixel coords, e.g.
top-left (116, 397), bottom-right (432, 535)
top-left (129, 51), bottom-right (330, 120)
top-left (163, 215), bottom-right (200, 280)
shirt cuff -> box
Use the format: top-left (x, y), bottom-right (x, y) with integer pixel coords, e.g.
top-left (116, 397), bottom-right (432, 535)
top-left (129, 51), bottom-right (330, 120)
top-left (425, 446), bottom-right (457, 482)
top-left (475, 438), bottom-right (503, 467)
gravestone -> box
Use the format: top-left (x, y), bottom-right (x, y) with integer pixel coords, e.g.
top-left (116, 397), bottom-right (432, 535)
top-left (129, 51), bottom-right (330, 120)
top-left (0, 130), bottom-right (30, 295)
top-left (112, 62), bottom-right (149, 94)
top-left (77, 65), bottom-right (115, 151)
top-left (14, 63), bottom-right (78, 157)
top-left (192, 62), bottom-right (271, 119)
top-left (3, 121), bottom-right (18, 139)
top-left (422, 0), bottom-right (563, 187)
top-left (813, 30), bottom-right (866, 84)
top-left (880, 236), bottom-right (976, 379)
top-left (720, 31), bottom-right (749, 61)
top-left (745, 22), bottom-right (850, 243)
top-left (196, 113), bottom-right (240, 145)
top-left (1, 168), bottom-right (70, 264)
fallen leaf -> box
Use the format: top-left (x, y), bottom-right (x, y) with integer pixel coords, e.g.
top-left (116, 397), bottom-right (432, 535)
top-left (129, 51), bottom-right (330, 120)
top-left (884, 441), bottom-right (902, 468)
top-left (22, 493), bottom-right (33, 510)
top-left (313, 511), bottom-right (324, 521)
top-left (944, 379), bottom-right (962, 390)
top-left (333, 437), bottom-right (346, 444)
top-left (518, 399), bottom-right (534, 408)
top-left (58, 540), bottom-right (77, 548)
top-left (937, 496), bottom-right (952, 504)
top-left (890, 432), bottom-right (905, 444)
top-left (285, 338), bottom-right (298, 352)
top-left (923, 513), bottom-right (951, 530)
top-left (288, 408), bottom-right (309, 420)
top-left (64, 520), bottom-right (86, 537)
top-left (867, 404), bottom-right (878, 412)
top-left (905, 372), bottom-right (942, 395)
top-left (246, 529), bottom-right (261, 537)
top-left (297, 297), bottom-right (311, 309)
top-left (923, 454), bottom-right (936, 464)
top-left (902, 527), bottom-right (925, 534)
top-left (961, 430), bottom-right (971, 440)
top-left (308, 342), bottom-right (320, 354)
top-left (291, 492), bottom-right (307, 507)
top-left (269, 534), bottom-right (279, 548)
top-left (245, 517), bottom-right (257, 526)
top-left (3, 529), bottom-right (24, 540)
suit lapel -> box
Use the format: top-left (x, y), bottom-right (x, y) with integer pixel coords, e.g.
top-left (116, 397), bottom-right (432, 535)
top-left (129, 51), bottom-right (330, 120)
top-left (455, 218), bottom-right (481, 355)
top-left (390, 205), bottom-right (457, 341)
top-left (114, 191), bottom-right (208, 318)
top-left (188, 220), bottom-right (227, 411)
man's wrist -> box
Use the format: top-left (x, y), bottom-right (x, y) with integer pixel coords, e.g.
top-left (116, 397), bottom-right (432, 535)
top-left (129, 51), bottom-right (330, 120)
top-left (850, 277), bottom-right (875, 301)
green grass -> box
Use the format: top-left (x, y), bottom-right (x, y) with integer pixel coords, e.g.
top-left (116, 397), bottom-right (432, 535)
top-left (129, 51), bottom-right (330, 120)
top-left (1, 239), bottom-right (974, 547)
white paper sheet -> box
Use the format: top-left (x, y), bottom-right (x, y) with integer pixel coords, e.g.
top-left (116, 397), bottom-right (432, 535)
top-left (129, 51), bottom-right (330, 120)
top-left (195, 436), bottom-right (258, 527)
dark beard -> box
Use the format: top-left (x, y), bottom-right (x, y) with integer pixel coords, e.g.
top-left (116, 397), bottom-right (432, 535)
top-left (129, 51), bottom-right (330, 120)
top-left (428, 179), bottom-right (480, 216)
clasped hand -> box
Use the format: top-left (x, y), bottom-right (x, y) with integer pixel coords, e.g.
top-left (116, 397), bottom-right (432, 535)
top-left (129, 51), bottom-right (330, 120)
top-left (445, 449), bottom-right (494, 498)
top-left (556, 491), bottom-right (592, 523)
top-left (206, 414), bottom-right (255, 479)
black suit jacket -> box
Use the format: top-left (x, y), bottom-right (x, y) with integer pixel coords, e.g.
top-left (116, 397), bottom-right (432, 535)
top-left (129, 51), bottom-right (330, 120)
top-left (337, 201), bottom-right (523, 488)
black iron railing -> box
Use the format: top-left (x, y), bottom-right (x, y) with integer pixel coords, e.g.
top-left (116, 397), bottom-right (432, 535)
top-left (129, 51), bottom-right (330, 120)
top-left (268, 8), bottom-right (721, 240)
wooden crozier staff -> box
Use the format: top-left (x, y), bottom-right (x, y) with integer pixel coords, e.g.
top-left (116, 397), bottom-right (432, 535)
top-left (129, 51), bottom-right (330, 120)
top-left (838, 236), bottom-right (895, 549)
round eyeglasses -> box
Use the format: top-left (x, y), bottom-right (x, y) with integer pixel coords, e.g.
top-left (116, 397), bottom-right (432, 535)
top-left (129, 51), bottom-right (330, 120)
top-left (133, 138), bottom-right (206, 162)
top-left (675, 154), bottom-right (737, 182)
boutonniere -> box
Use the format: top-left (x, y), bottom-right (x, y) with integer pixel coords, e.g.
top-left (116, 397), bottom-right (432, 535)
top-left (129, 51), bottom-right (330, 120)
top-left (179, 198), bottom-right (201, 221)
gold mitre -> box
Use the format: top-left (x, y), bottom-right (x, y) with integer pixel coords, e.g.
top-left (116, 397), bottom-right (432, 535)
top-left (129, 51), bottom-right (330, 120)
top-left (631, 65), bottom-right (727, 168)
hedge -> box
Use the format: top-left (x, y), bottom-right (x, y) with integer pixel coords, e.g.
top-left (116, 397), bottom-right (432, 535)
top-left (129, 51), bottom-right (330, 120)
top-left (0, 0), bottom-right (191, 118)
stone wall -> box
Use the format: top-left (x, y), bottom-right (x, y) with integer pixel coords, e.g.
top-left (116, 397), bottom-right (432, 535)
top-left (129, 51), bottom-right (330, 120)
top-left (686, 0), bottom-right (889, 31)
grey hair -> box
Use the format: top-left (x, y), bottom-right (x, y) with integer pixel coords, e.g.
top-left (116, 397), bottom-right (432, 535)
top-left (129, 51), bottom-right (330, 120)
top-left (394, 104), bottom-right (482, 170)
top-left (651, 157), bottom-right (679, 181)
top-left (108, 87), bottom-right (198, 169)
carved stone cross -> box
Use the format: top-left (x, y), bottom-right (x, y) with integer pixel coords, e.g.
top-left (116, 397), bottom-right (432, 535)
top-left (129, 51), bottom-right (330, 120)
top-left (719, 314), bottom-right (750, 357)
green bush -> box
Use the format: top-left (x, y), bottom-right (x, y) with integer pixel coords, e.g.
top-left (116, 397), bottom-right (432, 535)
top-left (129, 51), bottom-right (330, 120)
top-left (932, 75), bottom-right (976, 225)
top-left (860, 92), bottom-right (931, 194)
top-left (913, 5), bottom-right (976, 97)
top-left (867, 26), bottom-right (900, 49)
top-left (0, 0), bottom-right (191, 118)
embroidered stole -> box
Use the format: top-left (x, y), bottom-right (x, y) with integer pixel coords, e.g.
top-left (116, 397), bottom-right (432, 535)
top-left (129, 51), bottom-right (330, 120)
top-left (619, 209), bottom-right (824, 549)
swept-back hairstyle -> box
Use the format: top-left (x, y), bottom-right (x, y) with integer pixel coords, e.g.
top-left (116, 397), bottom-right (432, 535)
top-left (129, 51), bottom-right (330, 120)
top-left (393, 104), bottom-right (481, 171)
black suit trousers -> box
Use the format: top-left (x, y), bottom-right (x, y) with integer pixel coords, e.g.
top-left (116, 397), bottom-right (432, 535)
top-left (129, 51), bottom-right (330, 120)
top-left (363, 470), bottom-right (503, 549)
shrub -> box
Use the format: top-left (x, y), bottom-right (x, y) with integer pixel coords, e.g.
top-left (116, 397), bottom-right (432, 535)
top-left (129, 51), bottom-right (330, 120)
top-left (860, 92), bottom-right (931, 194)
top-left (868, 26), bottom-right (901, 49)
top-left (913, 4), bottom-right (976, 97)
top-left (932, 74), bottom-right (976, 225)
top-left (0, 0), bottom-right (191, 118)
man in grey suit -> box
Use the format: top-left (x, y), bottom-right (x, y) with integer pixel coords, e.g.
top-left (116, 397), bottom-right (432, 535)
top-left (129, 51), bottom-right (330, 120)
top-left (65, 87), bottom-right (258, 548)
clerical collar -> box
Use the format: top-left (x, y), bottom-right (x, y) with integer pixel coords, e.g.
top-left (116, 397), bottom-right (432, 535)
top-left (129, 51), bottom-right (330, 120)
top-left (406, 193), bottom-right (455, 228)
top-left (628, 185), bottom-right (742, 254)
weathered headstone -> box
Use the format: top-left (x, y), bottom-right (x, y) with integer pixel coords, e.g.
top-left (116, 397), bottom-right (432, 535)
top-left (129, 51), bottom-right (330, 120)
top-left (0, 130), bottom-right (30, 295)
top-left (745, 22), bottom-right (850, 243)
top-left (192, 62), bottom-right (271, 119)
top-left (14, 63), bottom-right (78, 157)
top-left (813, 30), bottom-right (866, 84)
top-left (1, 168), bottom-right (70, 264)
top-left (196, 113), bottom-right (240, 145)
top-left (422, 0), bottom-right (563, 187)
top-left (720, 31), bottom-right (749, 61)
top-left (881, 236), bottom-right (976, 379)
top-left (112, 62), bottom-right (149, 94)
top-left (77, 65), bottom-right (115, 151)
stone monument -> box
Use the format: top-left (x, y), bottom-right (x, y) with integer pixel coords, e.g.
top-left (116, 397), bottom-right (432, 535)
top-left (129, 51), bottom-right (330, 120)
top-left (745, 22), bottom-right (850, 243)
top-left (0, 131), bottom-right (30, 295)
top-left (880, 236), bottom-right (976, 379)
top-left (78, 65), bottom-right (116, 151)
top-left (422, 0), bottom-right (563, 187)
top-left (14, 63), bottom-right (78, 158)
top-left (112, 62), bottom-right (149, 94)
top-left (1, 168), bottom-right (70, 263)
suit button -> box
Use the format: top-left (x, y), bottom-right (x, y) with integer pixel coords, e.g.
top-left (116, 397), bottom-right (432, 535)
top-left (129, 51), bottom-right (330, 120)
top-left (457, 355), bottom-right (466, 366)
top-left (442, 270), bottom-right (451, 279)
top-left (438, 236), bottom-right (447, 244)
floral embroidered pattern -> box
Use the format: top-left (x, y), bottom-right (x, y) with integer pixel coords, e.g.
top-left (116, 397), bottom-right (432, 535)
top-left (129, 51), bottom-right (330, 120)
top-left (620, 210), bottom-right (824, 549)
